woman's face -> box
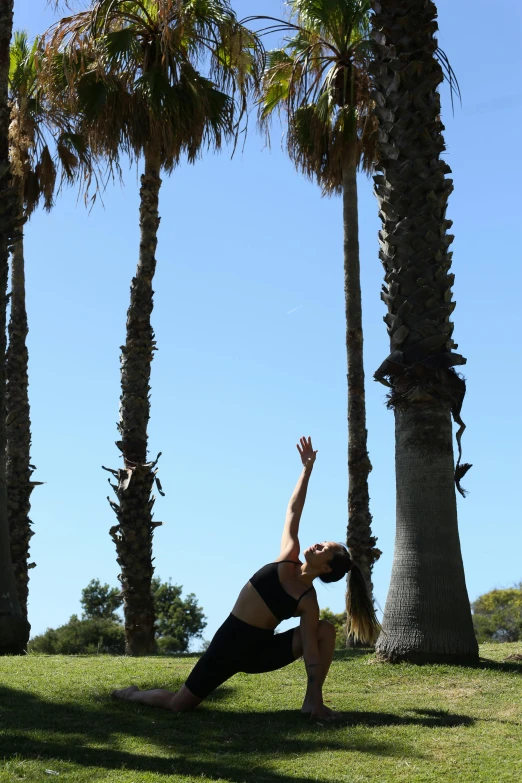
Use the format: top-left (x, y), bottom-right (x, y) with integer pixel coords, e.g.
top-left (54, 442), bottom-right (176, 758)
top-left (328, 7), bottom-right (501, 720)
top-left (304, 541), bottom-right (342, 570)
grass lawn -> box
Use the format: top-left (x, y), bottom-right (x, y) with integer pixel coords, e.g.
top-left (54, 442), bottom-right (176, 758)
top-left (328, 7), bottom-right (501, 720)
top-left (1, 643), bottom-right (521, 783)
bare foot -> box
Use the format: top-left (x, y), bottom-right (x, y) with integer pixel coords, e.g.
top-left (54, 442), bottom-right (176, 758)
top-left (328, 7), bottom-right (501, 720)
top-left (309, 704), bottom-right (341, 721)
top-left (111, 685), bottom-right (139, 701)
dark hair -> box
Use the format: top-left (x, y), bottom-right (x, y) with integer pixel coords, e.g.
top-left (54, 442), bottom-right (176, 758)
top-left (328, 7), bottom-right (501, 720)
top-left (321, 545), bottom-right (380, 646)
top-left (319, 547), bottom-right (352, 584)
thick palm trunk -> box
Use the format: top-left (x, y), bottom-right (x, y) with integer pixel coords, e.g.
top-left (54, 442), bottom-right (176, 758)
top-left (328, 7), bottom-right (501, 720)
top-left (7, 205), bottom-right (37, 620)
top-left (342, 149), bottom-right (380, 598)
top-left (0, 0), bottom-right (30, 654)
top-left (106, 148), bottom-right (162, 656)
top-left (378, 404), bottom-right (477, 662)
top-left (371, 0), bottom-right (478, 663)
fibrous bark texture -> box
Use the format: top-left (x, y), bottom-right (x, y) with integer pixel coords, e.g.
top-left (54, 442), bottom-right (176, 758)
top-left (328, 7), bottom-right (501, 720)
top-left (343, 151), bottom-right (381, 594)
top-left (0, 0), bottom-right (31, 654)
top-left (377, 404), bottom-right (478, 663)
top-left (105, 149), bottom-right (163, 656)
top-left (7, 213), bottom-right (38, 620)
top-left (371, 0), bottom-right (477, 663)
top-left (371, 0), bottom-right (464, 377)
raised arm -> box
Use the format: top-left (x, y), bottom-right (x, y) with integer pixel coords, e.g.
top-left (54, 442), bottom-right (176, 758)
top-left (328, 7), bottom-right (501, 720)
top-left (278, 436), bottom-right (317, 561)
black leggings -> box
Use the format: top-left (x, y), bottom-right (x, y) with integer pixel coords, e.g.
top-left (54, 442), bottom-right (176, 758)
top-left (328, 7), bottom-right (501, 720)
top-left (185, 614), bottom-right (299, 699)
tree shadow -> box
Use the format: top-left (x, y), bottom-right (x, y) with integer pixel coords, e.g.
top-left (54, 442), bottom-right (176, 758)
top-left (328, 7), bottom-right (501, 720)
top-left (332, 648), bottom-right (375, 661)
top-left (0, 685), bottom-right (475, 783)
top-left (408, 708), bottom-right (475, 726)
top-left (338, 708), bottom-right (474, 729)
top-left (477, 657), bottom-right (522, 674)
top-left (0, 740), bottom-right (410, 783)
top-left (348, 653), bottom-right (522, 673)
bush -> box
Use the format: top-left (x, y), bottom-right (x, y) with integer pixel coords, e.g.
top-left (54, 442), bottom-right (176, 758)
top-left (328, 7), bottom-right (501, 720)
top-left (81, 579), bottom-right (122, 622)
top-left (472, 584), bottom-right (522, 643)
top-left (29, 615), bottom-right (125, 654)
top-left (152, 578), bottom-right (206, 653)
top-left (29, 577), bottom-right (206, 654)
top-left (320, 607), bottom-right (347, 649)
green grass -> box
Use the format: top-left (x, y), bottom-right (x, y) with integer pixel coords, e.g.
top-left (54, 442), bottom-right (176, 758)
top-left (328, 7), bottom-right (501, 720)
top-left (1, 643), bottom-right (521, 783)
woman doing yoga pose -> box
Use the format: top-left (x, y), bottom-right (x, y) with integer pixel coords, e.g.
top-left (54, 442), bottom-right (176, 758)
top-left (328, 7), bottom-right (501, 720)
top-left (113, 437), bottom-right (378, 719)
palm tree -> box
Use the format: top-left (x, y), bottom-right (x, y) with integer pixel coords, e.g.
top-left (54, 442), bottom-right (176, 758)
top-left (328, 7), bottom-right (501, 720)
top-left (7, 31), bottom-right (92, 620)
top-left (259, 0), bottom-right (381, 611)
top-left (0, 0), bottom-right (30, 655)
top-left (44, 0), bottom-right (263, 655)
top-left (370, 0), bottom-right (478, 663)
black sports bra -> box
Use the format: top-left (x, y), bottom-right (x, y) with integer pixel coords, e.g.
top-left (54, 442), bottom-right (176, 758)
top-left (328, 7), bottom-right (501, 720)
top-left (249, 560), bottom-right (314, 622)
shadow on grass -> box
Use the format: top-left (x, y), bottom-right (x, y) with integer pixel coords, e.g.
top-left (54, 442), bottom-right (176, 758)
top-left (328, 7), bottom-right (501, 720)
top-left (477, 657), bottom-right (522, 674)
top-left (345, 652), bottom-right (522, 673)
top-left (0, 685), bottom-right (474, 783)
top-left (332, 648), bottom-right (375, 661)
top-left (339, 708), bottom-right (473, 729)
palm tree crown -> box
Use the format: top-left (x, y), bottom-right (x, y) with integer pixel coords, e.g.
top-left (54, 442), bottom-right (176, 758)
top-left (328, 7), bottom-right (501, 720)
top-left (44, 0), bottom-right (263, 170)
top-left (9, 30), bottom-right (91, 214)
top-left (259, 0), bottom-right (376, 193)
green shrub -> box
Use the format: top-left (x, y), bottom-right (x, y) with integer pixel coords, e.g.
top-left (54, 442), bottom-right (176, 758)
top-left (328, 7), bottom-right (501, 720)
top-left (472, 584), bottom-right (522, 643)
top-left (320, 607), bottom-right (347, 649)
top-left (29, 577), bottom-right (206, 654)
top-left (29, 616), bottom-right (125, 654)
top-left (152, 578), bottom-right (206, 653)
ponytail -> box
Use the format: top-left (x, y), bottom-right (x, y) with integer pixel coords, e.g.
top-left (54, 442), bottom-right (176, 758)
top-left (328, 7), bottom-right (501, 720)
top-left (345, 563), bottom-right (380, 646)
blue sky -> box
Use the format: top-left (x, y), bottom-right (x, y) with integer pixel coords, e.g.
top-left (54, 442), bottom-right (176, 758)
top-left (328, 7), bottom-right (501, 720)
top-left (12, 0), bottom-right (522, 647)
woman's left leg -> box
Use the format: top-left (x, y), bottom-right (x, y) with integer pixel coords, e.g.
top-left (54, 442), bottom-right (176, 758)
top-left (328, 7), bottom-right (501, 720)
top-left (112, 615), bottom-right (243, 713)
top-left (112, 685), bottom-right (202, 712)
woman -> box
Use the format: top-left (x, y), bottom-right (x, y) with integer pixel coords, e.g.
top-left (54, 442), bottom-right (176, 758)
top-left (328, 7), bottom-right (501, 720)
top-left (113, 437), bottom-right (378, 719)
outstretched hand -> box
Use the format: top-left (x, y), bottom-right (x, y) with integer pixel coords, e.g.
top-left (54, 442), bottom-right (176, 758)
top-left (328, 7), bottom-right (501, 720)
top-left (297, 436), bottom-right (317, 469)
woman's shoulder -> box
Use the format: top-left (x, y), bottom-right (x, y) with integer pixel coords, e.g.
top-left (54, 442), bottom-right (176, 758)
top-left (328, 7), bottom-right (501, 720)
top-left (274, 558), bottom-right (302, 577)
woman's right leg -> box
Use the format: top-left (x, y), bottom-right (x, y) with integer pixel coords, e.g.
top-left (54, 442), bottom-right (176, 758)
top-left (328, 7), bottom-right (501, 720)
top-left (292, 619), bottom-right (337, 713)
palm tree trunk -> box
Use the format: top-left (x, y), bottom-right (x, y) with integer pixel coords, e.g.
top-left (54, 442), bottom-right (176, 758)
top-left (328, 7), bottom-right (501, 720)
top-left (107, 147), bottom-right (162, 656)
top-left (377, 403), bottom-right (478, 662)
top-left (6, 196), bottom-right (37, 621)
top-left (0, 0), bottom-right (30, 654)
top-left (371, 0), bottom-right (478, 663)
top-left (342, 147), bottom-right (380, 642)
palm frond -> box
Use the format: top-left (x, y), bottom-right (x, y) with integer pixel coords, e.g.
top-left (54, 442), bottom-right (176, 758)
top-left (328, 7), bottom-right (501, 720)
top-left (436, 46), bottom-right (462, 114)
top-left (9, 31), bottom-right (38, 98)
top-left (56, 135), bottom-right (80, 181)
top-left (9, 30), bottom-right (104, 216)
top-left (34, 144), bottom-right (57, 211)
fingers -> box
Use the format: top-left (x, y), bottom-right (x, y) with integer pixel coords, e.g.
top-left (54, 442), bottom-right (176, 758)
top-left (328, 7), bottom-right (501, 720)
top-left (297, 436), bottom-right (315, 454)
top-left (297, 437), bottom-right (318, 468)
